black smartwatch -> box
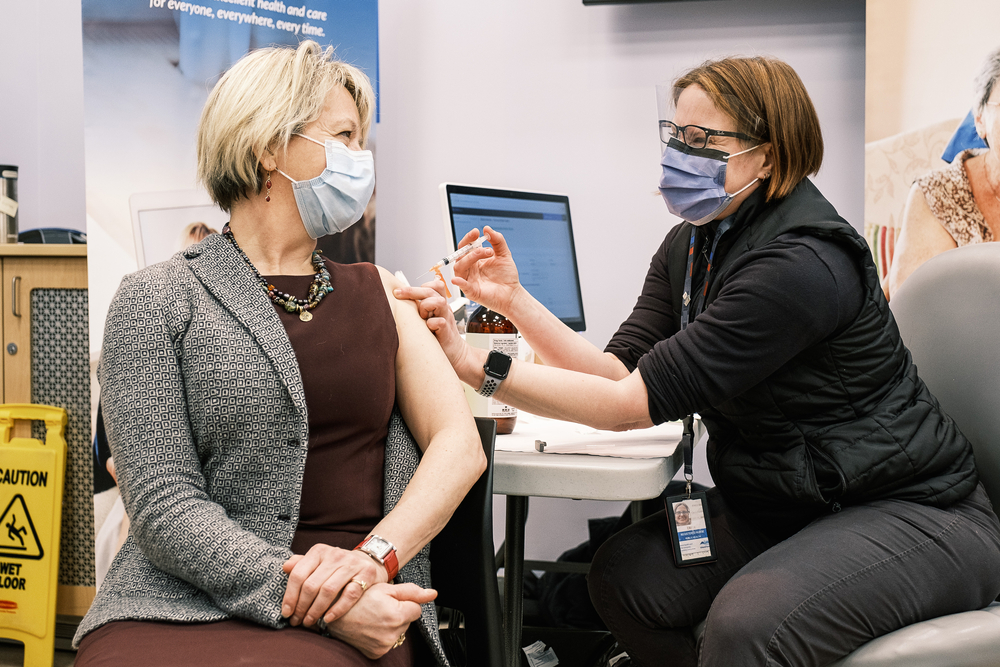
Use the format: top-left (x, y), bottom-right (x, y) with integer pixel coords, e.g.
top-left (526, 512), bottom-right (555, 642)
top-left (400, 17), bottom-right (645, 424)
top-left (478, 350), bottom-right (513, 397)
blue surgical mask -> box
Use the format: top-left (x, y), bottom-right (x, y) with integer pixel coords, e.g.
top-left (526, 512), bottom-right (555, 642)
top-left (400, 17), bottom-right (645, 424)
top-left (658, 138), bottom-right (761, 226)
top-left (276, 134), bottom-right (375, 239)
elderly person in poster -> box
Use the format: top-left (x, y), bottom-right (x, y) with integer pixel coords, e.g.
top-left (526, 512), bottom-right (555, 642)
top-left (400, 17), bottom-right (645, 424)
top-left (888, 45), bottom-right (1000, 297)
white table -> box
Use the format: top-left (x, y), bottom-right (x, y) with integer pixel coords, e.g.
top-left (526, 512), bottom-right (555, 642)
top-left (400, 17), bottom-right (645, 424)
top-left (492, 414), bottom-right (703, 667)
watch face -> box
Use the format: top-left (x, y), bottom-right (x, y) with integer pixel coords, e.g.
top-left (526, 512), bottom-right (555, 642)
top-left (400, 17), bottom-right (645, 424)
top-left (363, 535), bottom-right (392, 559)
top-left (486, 350), bottom-right (512, 379)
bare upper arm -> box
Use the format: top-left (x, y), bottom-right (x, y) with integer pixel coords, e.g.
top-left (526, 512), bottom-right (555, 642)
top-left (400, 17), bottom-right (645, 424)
top-left (887, 184), bottom-right (957, 299)
top-left (376, 266), bottom-right (476, 450)
top-left (611, 368), bottom-right (654, 431)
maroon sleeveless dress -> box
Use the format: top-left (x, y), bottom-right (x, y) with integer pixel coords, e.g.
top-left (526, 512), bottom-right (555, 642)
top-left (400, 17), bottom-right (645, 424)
top-left (76, 262), bottom-right (420, 666)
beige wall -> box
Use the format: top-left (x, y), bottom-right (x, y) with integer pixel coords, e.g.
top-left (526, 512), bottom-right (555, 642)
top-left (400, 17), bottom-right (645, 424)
top-left (867, 0), bottom-right (1000, 143)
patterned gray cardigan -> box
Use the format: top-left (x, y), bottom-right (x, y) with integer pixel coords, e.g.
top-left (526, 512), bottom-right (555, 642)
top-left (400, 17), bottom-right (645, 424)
top-left (74, 234), bottom-right (449, 665)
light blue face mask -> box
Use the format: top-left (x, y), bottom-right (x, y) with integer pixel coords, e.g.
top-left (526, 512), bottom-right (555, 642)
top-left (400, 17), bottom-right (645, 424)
top-left (658, 138), bottom-right (760, 226)
top-left (276, 134), bottom-right (375, 239)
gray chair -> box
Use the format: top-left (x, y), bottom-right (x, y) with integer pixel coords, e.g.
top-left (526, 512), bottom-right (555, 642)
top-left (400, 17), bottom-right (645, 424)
top-left (829, 242), bottom-right (1000, 666)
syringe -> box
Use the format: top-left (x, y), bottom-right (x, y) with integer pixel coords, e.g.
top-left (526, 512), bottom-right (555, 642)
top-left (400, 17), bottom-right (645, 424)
top-left (411, 235), bottom-right (490, 292)
top-left (428, 234), bottom-right (489, 272)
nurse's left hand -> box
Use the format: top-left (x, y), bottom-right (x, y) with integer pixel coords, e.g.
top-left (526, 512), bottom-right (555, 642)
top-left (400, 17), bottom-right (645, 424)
top-left (393, 282), bottom-right (476, 378)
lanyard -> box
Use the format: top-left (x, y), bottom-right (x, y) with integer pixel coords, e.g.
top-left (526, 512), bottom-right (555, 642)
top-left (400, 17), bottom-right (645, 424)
top-left (680, 219), bottom-right (732, 328)
top-left (678, 219), bottom-right (732, 495)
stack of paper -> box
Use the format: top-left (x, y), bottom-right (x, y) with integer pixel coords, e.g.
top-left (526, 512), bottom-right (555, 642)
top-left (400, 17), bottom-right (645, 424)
top-left (494, 412), bottom-right (687, 459)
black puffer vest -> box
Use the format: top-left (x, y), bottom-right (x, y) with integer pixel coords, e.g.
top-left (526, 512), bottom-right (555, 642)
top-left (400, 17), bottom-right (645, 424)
top-left (667, 179), bottom-right (979, 526)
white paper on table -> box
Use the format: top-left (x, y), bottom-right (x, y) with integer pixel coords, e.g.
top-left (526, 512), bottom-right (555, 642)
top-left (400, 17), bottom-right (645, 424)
top-left (494, 411), bottom-right (685, 459)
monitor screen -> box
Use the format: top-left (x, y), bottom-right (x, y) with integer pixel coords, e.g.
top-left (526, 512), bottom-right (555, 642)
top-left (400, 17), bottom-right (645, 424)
top-left (441, 184), bottom-right (586, 332)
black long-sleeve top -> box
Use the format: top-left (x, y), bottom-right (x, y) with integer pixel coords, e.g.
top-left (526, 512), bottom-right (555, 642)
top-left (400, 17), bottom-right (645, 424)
top-left (605, 215), bottom-right (865, 425)
top-left (606, 181), bottom-right (979, 525)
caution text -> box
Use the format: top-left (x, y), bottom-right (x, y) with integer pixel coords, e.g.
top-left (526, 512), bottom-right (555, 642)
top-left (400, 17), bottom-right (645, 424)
top-left (0, 469), bottom-right (47, 487)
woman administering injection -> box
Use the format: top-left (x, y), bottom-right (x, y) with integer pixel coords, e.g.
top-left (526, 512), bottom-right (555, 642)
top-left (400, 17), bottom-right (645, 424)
top-left (398, 55), bottom-right (1000, 667)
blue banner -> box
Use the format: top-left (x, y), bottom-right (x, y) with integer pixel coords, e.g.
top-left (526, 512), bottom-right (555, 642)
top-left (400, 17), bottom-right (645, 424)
top-left (85, 0), bottom-right (377, 111)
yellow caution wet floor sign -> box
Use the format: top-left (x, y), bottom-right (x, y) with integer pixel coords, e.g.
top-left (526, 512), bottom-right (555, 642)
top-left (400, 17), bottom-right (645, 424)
top-left (0, 404), bottom-right (67, 667)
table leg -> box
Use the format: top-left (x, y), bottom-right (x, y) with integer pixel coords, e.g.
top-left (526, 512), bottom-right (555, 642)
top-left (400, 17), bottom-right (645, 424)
top-left (504, 495), bottom-right (527, 667)
top-left (630, 499), bottom-right (643, 525)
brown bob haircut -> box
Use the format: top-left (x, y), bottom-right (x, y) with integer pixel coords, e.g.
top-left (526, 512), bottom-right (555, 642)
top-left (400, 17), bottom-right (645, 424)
top-left (673, 56), bottom-right (823, 201)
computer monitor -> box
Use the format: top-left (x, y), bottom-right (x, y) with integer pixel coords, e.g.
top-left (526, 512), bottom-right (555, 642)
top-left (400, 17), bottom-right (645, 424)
top-left (129, 189), bottom-right (229, 269)
top-left (440, 183), bottom-right (586, 332)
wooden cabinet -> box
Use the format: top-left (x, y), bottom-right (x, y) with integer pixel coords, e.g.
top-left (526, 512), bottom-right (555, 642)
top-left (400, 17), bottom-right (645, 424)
top-left (0, 245), bottom-right (93, 617)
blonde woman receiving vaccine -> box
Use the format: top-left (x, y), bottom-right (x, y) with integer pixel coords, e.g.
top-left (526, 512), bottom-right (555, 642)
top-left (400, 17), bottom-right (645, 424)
top-left (75, 41), bottom-right (485, 667)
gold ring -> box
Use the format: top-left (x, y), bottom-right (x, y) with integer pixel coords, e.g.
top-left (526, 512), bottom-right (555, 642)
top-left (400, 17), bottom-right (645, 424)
top-left (392, 633), bottom-right (406, 649)
top-left (350, 578), bottom-right (368, 592)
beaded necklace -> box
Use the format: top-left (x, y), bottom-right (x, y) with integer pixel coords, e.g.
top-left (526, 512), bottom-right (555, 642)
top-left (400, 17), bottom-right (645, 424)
top-left (223, 225), bottom-right (333, 322)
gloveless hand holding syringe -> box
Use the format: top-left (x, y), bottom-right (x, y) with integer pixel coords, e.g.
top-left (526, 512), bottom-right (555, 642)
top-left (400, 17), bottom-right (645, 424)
top-left (410, 235), bottom-right (490, 296)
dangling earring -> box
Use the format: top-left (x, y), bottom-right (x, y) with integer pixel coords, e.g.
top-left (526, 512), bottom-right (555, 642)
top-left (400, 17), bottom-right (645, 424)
top-left (265, 171), bottom-right (272, 203)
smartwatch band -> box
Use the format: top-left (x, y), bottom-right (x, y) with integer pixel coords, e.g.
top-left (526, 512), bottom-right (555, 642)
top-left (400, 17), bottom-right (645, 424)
top-left (478, 350), bottom-right (512, 397)
top-left (478, 375), bottom-right (502, 397)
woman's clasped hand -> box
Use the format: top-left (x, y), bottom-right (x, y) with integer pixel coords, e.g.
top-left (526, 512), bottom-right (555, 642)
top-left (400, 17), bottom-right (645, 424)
top-left (322, 584), bottom-right (434, 659)
top-left (282, 544), bottom-right (435, 659)
top-left (280, 544), bottom-right (438, 658)
top-left (281, 544), bottom-right (437, 660)
top-left (281, 544), bottom-right (390, 627)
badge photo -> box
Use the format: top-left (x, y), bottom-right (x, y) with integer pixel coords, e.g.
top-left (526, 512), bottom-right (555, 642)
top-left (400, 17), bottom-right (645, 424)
top-left (664, 491), bottom-right (717, 567)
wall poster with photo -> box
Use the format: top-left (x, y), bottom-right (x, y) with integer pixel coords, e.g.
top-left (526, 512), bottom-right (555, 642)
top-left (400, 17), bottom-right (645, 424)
top-left (865, 0), bottom-right (1000, 299)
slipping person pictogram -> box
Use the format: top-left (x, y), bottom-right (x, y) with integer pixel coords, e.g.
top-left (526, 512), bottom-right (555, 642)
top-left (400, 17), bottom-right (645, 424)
top-left (5, 515), bottom-right (26, 547)
top-left (0, 496), bottom-right (43, 559)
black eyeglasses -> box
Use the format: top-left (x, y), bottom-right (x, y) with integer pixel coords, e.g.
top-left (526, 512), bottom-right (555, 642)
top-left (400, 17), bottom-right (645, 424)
top-left (660, 120), bottom-right (758, 149)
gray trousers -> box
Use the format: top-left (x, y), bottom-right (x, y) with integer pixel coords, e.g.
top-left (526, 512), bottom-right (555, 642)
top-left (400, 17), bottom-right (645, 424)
top-left (588, 484), bottom-right (1000, 667)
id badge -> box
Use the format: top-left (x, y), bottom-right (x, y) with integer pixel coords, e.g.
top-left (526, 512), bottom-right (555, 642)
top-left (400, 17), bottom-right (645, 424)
top-left (664, 491), bottom-right (717, 567)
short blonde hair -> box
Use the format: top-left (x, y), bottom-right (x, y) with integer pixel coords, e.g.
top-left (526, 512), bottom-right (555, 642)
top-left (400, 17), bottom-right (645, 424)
top-left (197, 41), bottom-right (375, 212)
top-left (673, 56), bottom-right (823, 201)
